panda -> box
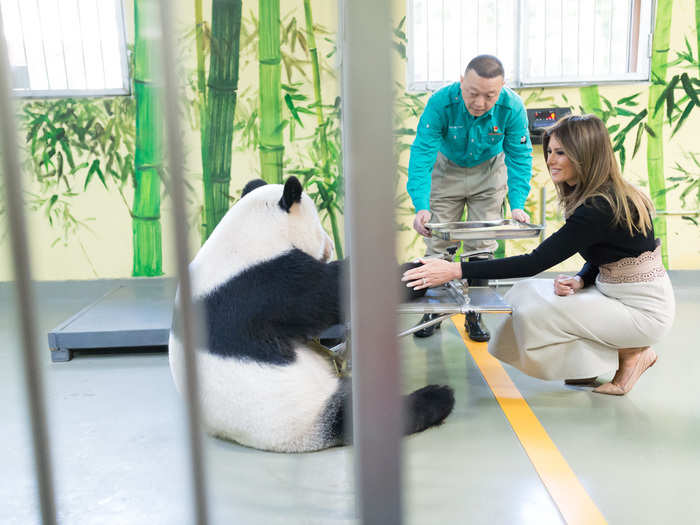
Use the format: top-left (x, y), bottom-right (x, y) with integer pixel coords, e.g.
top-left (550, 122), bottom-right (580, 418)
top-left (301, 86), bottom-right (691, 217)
top-left (168, 176), bottom-right (454, 452)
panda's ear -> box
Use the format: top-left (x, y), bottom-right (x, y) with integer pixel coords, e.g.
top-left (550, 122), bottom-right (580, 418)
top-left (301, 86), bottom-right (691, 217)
top-left (279, 176), bottom-right (303, 213)
top-left (241, 178), bottom-right (267, 198)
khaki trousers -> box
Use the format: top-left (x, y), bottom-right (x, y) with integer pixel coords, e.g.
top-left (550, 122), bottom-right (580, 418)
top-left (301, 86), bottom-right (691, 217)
top-left (425, 151), bottom-right (507, 256)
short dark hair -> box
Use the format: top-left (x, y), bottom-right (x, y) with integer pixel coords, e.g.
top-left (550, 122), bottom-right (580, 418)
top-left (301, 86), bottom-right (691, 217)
top-left (465, 55), bottom-right (504, 79)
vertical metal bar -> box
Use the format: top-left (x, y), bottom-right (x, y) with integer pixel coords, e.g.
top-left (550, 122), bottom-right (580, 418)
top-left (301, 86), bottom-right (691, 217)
top-left (539, 186), bottom-right (547, 242)
top-left (560, 0), bottom-right (564, 76)
top-left (34, 0), bottom-right (51, 89)
top-left (627, 0), bottom-right (641, 72)
top-left (94, 1), bottom-right (107, 88)
top-left (0, 10), bottom-right (57, 525)
top-left (441, 0), bottom-right (445, 81)
top-left (608, 0), bottom-right (614, 74)
top-left (55, 0), bottom-right (71, 89)
top-left (15, 0), bottom-right (32, 90)
top-left (340, 0), bottom-right (402, 523)
top-left (592, 0), bottom-right (597, 73)
top-left (425, 0), bottom-right (430, 83)
top-left (458, 0), bottom-right (462, 75)
top-left (114, 0), bottom-right (131, 93)
top-left (515, 0), bottom-right (522, 86)
top-left (156, 1), bottom-right (209, 524)
top-left (577, 0), bottom-right (582, 76)
top-left (76, 1), bottom-right (89, 89)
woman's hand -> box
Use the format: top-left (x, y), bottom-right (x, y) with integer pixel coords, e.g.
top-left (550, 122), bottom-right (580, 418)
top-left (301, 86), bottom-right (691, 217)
top-left (553, 274), bottom-right (584, 296)
top-left (401, 258), bottom-right (462, 290)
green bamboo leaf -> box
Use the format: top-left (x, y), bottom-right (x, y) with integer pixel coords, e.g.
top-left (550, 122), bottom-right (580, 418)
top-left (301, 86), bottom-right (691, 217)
top-left (70, 161), bottom-right (89, 175)
top-left (46, 194), bottom-right (58, 224)
top-left (618, 146), bottom-right (626, 172)
top-left (644, 123), bottom-right (656, 137)
top-left (58, 138), bottom-right (75, 169)
top-left (680, 73), bottom-right (700, 106)
top-left (617, 93), bottom-right (641, 106)
top-left (607, 124), bottom-right (620, 134)
top-left (654, 75), bottom-right (679, 116)
top-left (56, 151), bottom-right (64, 177)
top-left (671, 100), bottom-right (695, 137)
top-left (632, 122), bottom-right (644, 157)
top-left (94, 162), bottom-right (107, 189)
top-left (273, 119), bottom-right (290, 134)
top-left (615, 107), bottom-right (635, 117)
top-left (620, 108), bottom-right (648, 136)
top-left (679, 179), bottom-right (699, 200)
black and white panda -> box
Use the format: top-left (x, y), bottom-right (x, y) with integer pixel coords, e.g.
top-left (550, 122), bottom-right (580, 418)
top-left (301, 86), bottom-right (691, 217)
top-left (168, 176), bottom-right (454, 452)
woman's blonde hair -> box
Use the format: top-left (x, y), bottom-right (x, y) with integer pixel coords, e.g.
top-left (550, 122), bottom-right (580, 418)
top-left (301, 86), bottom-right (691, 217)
top-left (543, 114), bottom-right (653, 236)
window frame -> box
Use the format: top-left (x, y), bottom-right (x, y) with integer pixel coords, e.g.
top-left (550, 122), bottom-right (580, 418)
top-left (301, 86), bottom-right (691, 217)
top-left (1, 0), bottom-right (131, 99)
top-left (406, 0), bottom-right (656, 92)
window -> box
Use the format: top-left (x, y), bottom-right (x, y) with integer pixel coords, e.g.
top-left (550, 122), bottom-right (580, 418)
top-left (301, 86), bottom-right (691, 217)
top-left (407, 0), bottom-right (654, 91)
top-left (0, 0), bottom-right (129, 97)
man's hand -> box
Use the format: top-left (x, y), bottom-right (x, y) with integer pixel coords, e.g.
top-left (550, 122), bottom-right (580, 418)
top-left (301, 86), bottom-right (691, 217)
top-left (413, 210), bottom-right (432, 237)
top-left (511, 208), bottom-right (529, 223)
top-left (553, 274), bottom-right (584, 296)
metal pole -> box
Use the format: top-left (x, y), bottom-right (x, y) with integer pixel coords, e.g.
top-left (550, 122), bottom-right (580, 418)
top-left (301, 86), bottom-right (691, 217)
top-left (0, 10), bottom-right (57, 525)
top-left (156, 1), bottom-right (209, 523)
top-left (340, 0), bottom-right (403, 523)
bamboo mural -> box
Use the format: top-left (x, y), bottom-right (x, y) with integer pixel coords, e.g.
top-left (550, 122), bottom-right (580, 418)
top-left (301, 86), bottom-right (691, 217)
top-left (259, 0), bottom-right (284, 183)
top-left (579, 86), bottom-right (602, 116)
top-left (302, 0), bottom-right (342, 258)
top-left (647, 0), bottom-right (673, 267)
top-left (201, 0), bottom-right (243, 239)
top-left (132, 0), bottom-right (164, 276)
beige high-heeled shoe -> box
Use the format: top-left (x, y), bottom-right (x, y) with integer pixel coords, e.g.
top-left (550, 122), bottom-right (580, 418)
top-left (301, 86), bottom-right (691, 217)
top-left (593, 346), bottom-right (657, 396)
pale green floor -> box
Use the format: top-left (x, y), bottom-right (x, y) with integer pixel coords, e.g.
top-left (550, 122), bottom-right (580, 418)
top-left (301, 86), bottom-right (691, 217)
top-left (1, 276), bottom-right (698, 525)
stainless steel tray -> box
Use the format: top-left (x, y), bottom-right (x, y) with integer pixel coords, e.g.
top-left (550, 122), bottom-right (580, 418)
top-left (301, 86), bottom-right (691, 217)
top-left (425, 219), bottom-right (543, 241)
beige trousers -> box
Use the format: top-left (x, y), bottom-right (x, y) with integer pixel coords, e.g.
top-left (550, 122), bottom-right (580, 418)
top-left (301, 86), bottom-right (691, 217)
top-left (426, 152), bottom-right (508, 256)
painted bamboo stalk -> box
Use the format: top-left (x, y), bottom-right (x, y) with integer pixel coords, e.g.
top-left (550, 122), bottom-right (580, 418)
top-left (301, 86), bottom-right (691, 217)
top-left (647, 0), bottom-right (673, 267)
top-left (579, 85), bottom-right (602, 116)
top-left (259, 0), bottom-right (284, 183)
top-left (303, 0), bottom-right (342, 258)
top-left (132, 0), bottom-right (163, 276)
top-left (201, 0), bottom-right (242, 239)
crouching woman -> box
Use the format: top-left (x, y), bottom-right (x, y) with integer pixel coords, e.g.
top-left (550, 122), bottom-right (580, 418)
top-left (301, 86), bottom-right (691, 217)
top-left (403, 114), bottom-right (675, 395)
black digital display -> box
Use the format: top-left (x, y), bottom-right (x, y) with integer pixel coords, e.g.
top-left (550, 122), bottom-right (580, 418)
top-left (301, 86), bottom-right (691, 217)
top-left (534, 111), bottom-right (557, 121)
top-left (526, 107), bottom-right (572, 144)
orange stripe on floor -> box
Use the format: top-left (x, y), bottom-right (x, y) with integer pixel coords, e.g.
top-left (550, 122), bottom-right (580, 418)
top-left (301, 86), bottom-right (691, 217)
top-left (452, 315), bottom-right (607, 525)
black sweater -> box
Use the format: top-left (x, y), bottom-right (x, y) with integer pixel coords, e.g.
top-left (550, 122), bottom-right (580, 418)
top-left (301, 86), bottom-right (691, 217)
top-left (460, 197), bottom-right (657, 286)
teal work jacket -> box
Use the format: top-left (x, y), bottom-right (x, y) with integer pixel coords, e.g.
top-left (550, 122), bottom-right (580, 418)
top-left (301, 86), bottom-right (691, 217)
top-left (407, 82), bottom-right (533, 212)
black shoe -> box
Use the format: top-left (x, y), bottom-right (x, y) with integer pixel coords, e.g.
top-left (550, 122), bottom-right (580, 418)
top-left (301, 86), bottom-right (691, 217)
top-left (465, 311), bottom-right (490, 342)
top-left (413, 313), bottom-right (441, 338)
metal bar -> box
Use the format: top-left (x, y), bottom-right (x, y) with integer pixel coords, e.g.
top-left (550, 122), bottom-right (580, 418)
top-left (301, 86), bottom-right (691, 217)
top-left (0, 9), bottom-right (57, 525)
top-left (341, 0), bottom-right (402, 522)
top-left (34, 0), bottom-right (51, 89)
top-left (656, 210), bottom-right (700, 216)
top-left (608, 0), bottom-right (614, 74)
top-left (397, 313), bottom-right (453, 337)
top-left (76, 0), bottom-right (89, 88)
top-left (114, 0), bottom-right (131, 93)
top-left (16, 0), bottom-right (32, 89)
top-left (156, 1), bottom-right (209, 524)
top-left (55, 0), bottom-right (70, 89)
top-left (628, 0), bottom-right (641, 73)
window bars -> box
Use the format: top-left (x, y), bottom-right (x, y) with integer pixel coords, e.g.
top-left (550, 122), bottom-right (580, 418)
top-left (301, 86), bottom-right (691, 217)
top-left (0, 0), bottom-right (404, 523)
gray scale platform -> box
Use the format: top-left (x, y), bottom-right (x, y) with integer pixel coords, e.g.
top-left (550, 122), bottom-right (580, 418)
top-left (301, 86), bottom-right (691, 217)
top-left (48, 278), bottom-right (511, 362)
top-left (48, 278), bottom-right (177, 362)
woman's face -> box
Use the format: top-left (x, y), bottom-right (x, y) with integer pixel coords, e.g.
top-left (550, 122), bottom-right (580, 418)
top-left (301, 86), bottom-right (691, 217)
top-left (546, 135), bottom-right (576, 187)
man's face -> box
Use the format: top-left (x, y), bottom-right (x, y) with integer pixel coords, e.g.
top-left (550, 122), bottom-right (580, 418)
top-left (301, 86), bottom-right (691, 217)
top-left (460, 69), bottom-right (504, 117)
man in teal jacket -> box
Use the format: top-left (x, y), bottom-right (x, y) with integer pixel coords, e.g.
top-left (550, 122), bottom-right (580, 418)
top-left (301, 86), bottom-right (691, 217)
top-left (408, 55), bottom-right (533, 341)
